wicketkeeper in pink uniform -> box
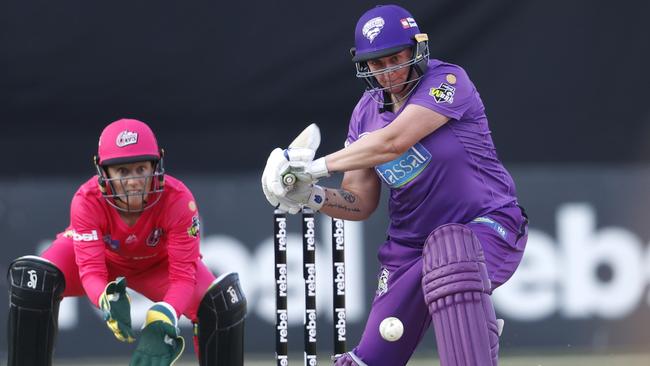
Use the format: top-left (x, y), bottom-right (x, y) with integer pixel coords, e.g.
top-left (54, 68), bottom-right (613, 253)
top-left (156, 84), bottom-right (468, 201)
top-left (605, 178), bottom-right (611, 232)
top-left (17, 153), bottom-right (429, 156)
top-left (6, 119), bottom-right (246, 366)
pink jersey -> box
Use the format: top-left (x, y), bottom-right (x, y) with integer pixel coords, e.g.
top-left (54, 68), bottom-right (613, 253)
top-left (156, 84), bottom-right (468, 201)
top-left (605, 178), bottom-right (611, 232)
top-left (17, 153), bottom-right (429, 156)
top-left (61, 175), bottom-right (201, 315)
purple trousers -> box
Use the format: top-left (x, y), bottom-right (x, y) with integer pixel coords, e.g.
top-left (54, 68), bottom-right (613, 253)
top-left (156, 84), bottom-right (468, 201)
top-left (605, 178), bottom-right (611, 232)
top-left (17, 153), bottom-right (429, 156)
top-left (351, 205), bottom-right (527, 365)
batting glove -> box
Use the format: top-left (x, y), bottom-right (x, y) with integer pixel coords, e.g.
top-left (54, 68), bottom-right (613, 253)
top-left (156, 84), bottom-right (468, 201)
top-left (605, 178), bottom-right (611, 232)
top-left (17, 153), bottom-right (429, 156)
top-left (262, 148), bottom-right (292, 197)
top-left (285, 180), bottom-right (326, 211)
top-left (99, 277), bottom-right (135, 343)
top-left (285, 148), bottom-right (329, 183)
top-left (130, 302), bottom-right (185, 366)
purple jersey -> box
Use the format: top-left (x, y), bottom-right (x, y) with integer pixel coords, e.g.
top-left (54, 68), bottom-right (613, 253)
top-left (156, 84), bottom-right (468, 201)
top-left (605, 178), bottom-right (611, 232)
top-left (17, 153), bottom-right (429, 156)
top-left (347, 59), bottom-right (518, 246)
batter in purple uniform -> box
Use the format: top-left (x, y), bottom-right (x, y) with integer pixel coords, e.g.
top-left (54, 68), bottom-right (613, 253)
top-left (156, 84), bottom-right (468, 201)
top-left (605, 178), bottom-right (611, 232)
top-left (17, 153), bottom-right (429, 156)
top-left (262, 4), bottom-right (528, 366)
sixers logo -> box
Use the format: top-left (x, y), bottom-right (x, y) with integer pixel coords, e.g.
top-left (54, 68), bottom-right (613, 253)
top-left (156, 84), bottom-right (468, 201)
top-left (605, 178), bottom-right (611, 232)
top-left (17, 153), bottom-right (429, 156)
top-left (116, 130), bottom-right (138, 147)
top-left (362, 17), bottom-right (385, 43)
top-left (146, 227), bottom-right (163, 247)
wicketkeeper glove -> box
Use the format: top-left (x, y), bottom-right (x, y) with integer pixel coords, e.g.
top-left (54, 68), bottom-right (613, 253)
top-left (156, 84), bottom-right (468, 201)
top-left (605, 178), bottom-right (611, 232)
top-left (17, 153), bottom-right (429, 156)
top-left (99, 277), bottom-right (135, 343)
top-left (129, 302), bottom-right (185, 366)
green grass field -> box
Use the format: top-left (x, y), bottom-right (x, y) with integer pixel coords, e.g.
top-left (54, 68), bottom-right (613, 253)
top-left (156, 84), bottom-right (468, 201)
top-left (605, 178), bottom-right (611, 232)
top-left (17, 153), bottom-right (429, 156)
top-left (55, 351), bottom-right (650, 366)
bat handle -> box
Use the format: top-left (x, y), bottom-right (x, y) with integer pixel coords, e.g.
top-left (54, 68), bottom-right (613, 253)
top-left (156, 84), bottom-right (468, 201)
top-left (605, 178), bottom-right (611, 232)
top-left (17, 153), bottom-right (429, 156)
top-left (282, 173), bottom-right (296, 186)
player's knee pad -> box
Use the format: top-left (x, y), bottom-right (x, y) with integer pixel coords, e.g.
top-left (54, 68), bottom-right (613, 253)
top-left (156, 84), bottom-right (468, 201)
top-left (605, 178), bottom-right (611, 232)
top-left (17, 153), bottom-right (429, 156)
top-left (195, 272), bottom-right (247, 366)
top-left (7, 255), bottom-right (66, 366)
top-left (421, 224), bottom-right (499, 366)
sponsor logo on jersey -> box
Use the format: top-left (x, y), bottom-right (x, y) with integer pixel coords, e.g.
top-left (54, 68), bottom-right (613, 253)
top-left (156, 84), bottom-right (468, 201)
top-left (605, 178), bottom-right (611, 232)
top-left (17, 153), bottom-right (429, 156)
top-left (130, 253), bottom-right (158, 260)
top-left (472, 216), bottom-right (508, 239)
top-left (375, 143), bottom-right (431, 188)
top-left (429, 82), bottom-right (455, 104)
top-left (125, 234), bottom-right (137, 244)
top-left (362, 17), bottom-right (385, 43)
top-left (187, 215), bottom-right (200, 238)
top-left (146, 227), bottom-right (163, 247)
top-left (376, 267), bottom-right (389, 296)
top-left (103, 235), bottom-right (120, 250)
top-left (71, 230), bottom-right (99, 242)
top-left (400, 17), bottom-right (417, 29)
top-left (116, 130), bottom-right (138, 147)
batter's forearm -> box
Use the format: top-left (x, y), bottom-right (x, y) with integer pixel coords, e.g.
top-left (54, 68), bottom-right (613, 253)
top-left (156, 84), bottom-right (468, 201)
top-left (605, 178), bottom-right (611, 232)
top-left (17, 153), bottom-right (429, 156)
top-left (320, 187), bottom-right (371, 221)
top-left (326, 137), bottom-right (400, 173)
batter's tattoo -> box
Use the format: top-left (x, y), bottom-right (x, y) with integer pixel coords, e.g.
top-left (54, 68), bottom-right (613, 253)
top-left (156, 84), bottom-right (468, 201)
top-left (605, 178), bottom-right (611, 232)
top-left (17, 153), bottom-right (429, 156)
top-left (326, 189), bottom-right (360, 213)
top-left (337, 190), bottom-right (357, 203)
top-left (325, 202), bottom-right (361, 213)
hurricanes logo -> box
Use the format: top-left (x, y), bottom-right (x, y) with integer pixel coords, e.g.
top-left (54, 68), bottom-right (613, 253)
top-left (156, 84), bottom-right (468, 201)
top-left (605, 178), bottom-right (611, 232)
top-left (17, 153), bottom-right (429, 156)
top-left (116, 130), bottom-right (138, 147)
top-left (376, 268), bottom-right (389, 296)
top-left (362, 17), bottom-right (385, 43)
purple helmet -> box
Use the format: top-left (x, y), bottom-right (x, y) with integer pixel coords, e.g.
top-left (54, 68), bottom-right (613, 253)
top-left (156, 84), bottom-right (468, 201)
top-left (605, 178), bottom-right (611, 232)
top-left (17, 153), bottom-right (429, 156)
top-left (351, 5), bottom-right (429, 97)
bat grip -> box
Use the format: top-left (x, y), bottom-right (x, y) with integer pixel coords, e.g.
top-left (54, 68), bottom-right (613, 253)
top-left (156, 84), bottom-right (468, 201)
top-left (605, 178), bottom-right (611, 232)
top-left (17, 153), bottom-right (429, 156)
top-left (282, 173), bottom-right (296, 186)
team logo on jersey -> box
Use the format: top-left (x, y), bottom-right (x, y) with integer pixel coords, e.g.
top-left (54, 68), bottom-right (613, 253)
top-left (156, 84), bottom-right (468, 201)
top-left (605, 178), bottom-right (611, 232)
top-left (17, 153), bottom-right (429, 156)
top-left (375, 143), bottom-right (432, 188)
top-left (146, 227), bottom-right (163, 247)
top-left (116, 130), bottom-right (138, 147)
top-left (400, 17), bottom-right (417, 29)
top-left (362, 17), bottom-right (385, 43)
top-left (187, 215), bottom-right (200, 238)
top-left (376, 268), bottom-right (390, 296)
top-left (429, 82), bottom-right (455, 104)
top-left (103, 235), bottom-right (120, 250)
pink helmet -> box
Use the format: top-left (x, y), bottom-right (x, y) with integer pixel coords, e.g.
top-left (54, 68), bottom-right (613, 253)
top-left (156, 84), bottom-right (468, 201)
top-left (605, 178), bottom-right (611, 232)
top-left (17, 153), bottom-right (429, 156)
top-left (94, 119), bottom-right (165, 212)
top-left (97, 118), bottom-right (161, 166)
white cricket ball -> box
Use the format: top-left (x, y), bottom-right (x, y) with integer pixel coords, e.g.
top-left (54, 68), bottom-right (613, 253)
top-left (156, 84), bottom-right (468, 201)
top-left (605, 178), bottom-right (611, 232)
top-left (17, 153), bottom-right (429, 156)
top-left (379, 316), bottom-right (404, 342)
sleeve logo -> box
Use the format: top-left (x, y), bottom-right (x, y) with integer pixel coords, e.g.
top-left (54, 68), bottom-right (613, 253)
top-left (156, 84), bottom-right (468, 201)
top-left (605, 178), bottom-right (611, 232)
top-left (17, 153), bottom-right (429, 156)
top-left (429, 82), bottom-right (455, 104)
top-left (71, 230), bottom-right (99, 242)
top-left (187, 215), bottom-right (200, 238)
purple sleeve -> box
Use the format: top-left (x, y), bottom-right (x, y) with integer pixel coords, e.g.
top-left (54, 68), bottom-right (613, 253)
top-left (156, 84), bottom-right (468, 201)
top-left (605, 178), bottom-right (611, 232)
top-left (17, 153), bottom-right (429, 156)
top-left (345, 99), bottom-right (364, 147)
top-left (409, 66), bottom-right (475, 120)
